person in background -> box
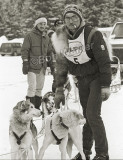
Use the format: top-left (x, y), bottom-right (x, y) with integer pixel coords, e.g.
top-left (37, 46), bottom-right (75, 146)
top-left (21, 17), bottom-right (51, 109)
top-left (54, 19), bottom-right (63, 28)
top-left (54, 4), bottom-right (111, 160)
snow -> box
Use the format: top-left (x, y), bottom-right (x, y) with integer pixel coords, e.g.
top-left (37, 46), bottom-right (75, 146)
top-left (8, 38), bottom-right (24, 44)
top-left (0, 56), bottom-right (123, 159)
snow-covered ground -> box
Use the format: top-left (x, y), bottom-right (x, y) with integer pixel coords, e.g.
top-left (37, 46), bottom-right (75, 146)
top-left (0, 56), bottom-right (123, 159)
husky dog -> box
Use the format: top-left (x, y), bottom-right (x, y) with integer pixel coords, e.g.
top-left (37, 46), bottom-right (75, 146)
top-left (40, 92), bottom-right (57, 134)
top-left (38, 109), bottom-right (86, 160)
top-left (9, 100), bottom-right (42, 160)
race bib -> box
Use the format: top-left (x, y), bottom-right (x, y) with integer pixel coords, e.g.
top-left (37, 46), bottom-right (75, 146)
top-left (63, 30), bottom-right (90, 64)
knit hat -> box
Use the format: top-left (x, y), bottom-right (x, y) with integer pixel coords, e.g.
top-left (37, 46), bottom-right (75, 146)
top-left (63, 4), bottom-right (83, 21)
top-left (34, 17), bottom-right (47, 27)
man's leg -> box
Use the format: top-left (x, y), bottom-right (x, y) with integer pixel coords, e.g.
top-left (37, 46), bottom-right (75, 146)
top-left (26, 72), bottom-right (36, 105)
top-left (78, 78), bottom-right (94, 157)
top-left (35, 69), bottom-right (46, 109)
top-left (71, 77), bottom-right (93, 160)
top-left (87, 78), bottom-right (109, 158)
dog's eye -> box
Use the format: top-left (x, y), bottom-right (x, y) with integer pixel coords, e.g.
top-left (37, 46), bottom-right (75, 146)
top-left (31, 106), bottom-right (34, 108)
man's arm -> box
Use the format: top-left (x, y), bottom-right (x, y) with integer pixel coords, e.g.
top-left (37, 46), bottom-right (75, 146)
top-left (91, 31), bottom-right (112, 87)
top-left (47, 39), bottom-right (56, 75)
top-left (21, 34), bottom-right (31, 61)
top-left (21, 34), bottom-right (31, 74)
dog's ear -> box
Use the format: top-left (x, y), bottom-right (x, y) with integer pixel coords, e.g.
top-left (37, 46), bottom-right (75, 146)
top-left (25, 99), bottom-right (31, 106)
top-left (13, 101), bottom-right (23, 111)
top-left (21, 101), bottom-right (26, 110)
top-left (21, 100), bottom-right (31, 112)
top-left (15, 100), bottom-right (27, 112)
top-left (13, 105), bottom-right (18, 111)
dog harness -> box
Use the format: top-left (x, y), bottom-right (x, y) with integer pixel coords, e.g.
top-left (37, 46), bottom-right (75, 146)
top-left (13, 131), bottom-right (26, 145)
top-left (50, 116), bottom-right (69, 145)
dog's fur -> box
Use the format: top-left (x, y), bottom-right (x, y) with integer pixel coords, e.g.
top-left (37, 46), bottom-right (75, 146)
top-left (38, 109), bottom-right (86, 160)
top-left (9, 100), bottom-right (42, 160)
top-left (51, 25), bottom-right (69, 55)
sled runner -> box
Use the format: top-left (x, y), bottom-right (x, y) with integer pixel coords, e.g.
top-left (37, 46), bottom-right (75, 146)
top-left (110, 56), bottom-right (121, 93)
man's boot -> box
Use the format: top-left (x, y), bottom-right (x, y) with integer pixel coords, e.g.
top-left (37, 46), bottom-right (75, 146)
top-left (26, 96), bottom-right (35, 106)
top-left (35, 95), bottom-right (42, 110)
top-left (71, 152), bottom-right (90, 160)
top-left (93, 155), bottom-right (109, 160)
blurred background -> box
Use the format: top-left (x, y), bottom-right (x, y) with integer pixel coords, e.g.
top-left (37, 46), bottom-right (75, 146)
top-left (0, 0), bottom-right (123, 39)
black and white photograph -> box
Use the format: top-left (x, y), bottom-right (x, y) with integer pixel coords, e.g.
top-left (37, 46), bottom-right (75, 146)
top-left (0, 0), bottom-right (123, 159)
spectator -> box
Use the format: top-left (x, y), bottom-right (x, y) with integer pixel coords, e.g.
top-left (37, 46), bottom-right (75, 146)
top-left (54, 4), bottom-right (111, 160)
top-left (21, 17), bottom-right (52, 109)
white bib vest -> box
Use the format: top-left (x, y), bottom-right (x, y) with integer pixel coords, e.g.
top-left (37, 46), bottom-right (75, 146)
top-left (63, 29), bottom-right (91, 64)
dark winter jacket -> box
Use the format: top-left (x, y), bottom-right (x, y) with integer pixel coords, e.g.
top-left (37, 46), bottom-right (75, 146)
top-left (21, 28), bottom-right (52, 74)
top-left (55, 25), bottom-right (112, 88)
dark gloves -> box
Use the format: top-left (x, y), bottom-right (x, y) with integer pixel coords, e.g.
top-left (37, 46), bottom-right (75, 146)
top-left (22, 61), bottom-right (29, 75)
top-left (101, 87), bottom-right (111, 101)
top-left (54, 87), bottom-right (65, 109)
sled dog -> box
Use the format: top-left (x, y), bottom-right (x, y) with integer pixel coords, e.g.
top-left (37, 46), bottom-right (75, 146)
top-left (9, 100), bottom-right (42, 160)
top-left (38, 109), bottom-right (86, 160)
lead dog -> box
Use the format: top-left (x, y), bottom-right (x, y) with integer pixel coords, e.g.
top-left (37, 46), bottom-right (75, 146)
top-left (38, 109), bottom-right (86, 160)
top-left (9, 100), bottom-right (42, 160)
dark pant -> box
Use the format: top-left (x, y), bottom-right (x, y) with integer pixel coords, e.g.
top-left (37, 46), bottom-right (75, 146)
top-left (78, 76), bottom-right (108, 156)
